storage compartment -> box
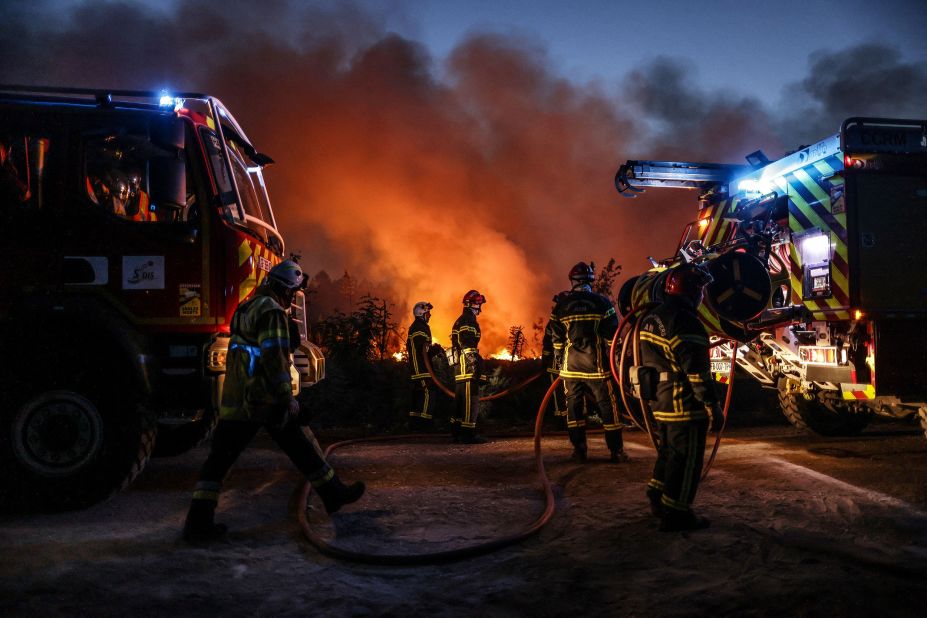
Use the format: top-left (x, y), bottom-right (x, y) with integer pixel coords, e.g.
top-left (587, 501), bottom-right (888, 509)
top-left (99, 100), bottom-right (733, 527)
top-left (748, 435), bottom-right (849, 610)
top-left (851, 172), bottom-right (927, 312)
top-left (874, 319), bottom-right (927, 398)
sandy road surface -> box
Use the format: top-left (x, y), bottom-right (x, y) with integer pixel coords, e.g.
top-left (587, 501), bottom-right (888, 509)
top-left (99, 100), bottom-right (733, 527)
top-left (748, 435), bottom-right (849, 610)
top-left (2, 423), bottom-right (927, 616)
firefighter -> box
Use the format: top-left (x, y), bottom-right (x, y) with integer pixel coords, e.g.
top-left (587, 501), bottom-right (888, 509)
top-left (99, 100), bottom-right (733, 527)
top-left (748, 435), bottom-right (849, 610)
top-left (542, 292), bottom-right (569, 422)
top-left (407, 300), bottom-right (437, 431)
top-left (183, 259), bottom-right (365, 544)
top-left (639, 264), bottom-right (720, 532)
top-left (450, 290), bottom-right (487, 444)
top-left (88, 167), bottom-right (131, 217)
top-left (549, 262), bottom-right (628, 463)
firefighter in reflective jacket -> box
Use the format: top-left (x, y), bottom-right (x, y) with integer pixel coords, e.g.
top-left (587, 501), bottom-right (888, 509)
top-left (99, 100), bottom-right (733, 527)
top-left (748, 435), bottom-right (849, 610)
top-left (542, 292), bottom-right (569, 420)
top-left (639, 264), bottom-right (720, 532)
top-left (183, 260), bottom-right (365, 544)
top-left (407, 301), bottom-right (436, 431)
top-left (549, 262), bottom-right (628, 463)
top-left (450, 290), bottom-right (487, 444)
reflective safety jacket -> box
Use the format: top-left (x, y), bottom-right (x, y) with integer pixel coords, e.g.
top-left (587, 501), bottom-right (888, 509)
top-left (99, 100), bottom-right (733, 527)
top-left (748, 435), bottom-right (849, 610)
top-left (406, 317), bottom-right (432, 380)
top-left (220, 290), bottom-right (294, 422)
top-left (451, 309), bottom-right (481, 382)
top-left (638, 297), bottom-right (718, 422)
top-left (549, 289), bottom-right (618, 379)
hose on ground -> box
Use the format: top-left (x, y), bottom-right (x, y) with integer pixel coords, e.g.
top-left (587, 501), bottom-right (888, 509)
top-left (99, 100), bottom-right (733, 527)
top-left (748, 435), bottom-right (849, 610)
top-left (296, 376), bottom-right (563, 564)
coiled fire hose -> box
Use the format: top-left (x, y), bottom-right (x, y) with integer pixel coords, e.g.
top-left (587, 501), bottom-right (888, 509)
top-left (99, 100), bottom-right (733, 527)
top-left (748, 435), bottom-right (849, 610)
top-left (609, 304), bottom-right (656, 440)
top-left (423, 351), bottom-right (543, 401)
top-left (609, 305), bottom-right (736, 480)
top-left (297, 375), bottom-right (564, 564)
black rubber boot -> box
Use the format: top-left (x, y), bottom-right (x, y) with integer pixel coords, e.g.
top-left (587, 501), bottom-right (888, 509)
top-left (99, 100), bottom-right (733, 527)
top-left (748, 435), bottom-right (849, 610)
top-left (182, 499), bottom-right (228, 545)
top-left (610, 449), bottom-right (630, 463)
top-left (646, 488), bottom-right (663, 517)
top-left (316, 477), bottom-right (366, 515)
top-left (572, 444), bottom-right (588, 463)
top-left (659, 509), bottom-right (711, 532)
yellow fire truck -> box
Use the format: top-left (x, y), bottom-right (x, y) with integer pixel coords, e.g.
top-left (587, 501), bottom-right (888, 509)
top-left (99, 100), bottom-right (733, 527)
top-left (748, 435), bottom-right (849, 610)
top-left (0, 86), bottom-right (324, 510)
top-left (615, 118), bottom-right (927, 440)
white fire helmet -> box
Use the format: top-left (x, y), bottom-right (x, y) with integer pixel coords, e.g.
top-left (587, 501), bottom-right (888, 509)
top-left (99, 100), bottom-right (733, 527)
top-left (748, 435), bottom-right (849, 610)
top-left (413, 301), bottom-right (433, 319)
top-left (267, 259), bottom-right (308, 291)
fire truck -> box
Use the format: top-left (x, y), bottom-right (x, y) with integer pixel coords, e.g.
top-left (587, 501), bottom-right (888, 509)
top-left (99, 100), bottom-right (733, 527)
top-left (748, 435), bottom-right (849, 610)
top-left (614, 118), bottom-right (927, 441)
top-left (0, 86), bottom-right (324, 510)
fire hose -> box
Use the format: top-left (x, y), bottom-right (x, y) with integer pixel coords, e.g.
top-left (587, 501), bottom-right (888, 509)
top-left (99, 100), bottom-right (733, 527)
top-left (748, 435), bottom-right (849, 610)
top-left (297, 375), bottom-right (564, 564)
top-left (609, 304), bottom-right (655, 440)
top-left (422, 351), bottom-right (543, 401)
top-left (608, 305), bottom-right (736, 480)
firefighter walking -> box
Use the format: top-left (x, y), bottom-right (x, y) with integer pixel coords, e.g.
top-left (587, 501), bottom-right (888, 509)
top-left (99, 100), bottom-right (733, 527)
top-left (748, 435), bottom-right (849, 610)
top-left (549, 262), bottom-right (628, 463)
top-left (183, 260), bottom-right (365, 544)
top-left (639, 264), bottom-right (720, 532)
top-left (407, 301), bottom-right (438, 431)
top-left (450, 290), bottom-right (488, 444)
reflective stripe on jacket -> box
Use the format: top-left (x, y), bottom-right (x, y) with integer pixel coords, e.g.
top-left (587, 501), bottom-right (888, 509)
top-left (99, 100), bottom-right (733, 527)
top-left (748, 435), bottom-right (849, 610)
top-left (549, 289), bottom-right (618, 379)
top-left (542, 292), bottom-right (569, 375)
top-left (220, 291), bottom-right (293, 422)
top-left (639, 297), bottom-right (718, 422)
top-left (451, 309), bottom-right (481, 381)
top-left (406, 317), bottom-right (432, 380)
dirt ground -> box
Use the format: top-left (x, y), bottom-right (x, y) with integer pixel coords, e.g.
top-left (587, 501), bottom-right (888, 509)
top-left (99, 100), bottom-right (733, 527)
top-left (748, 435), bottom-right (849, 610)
top-left (2, 419), bottom-right (927, 617)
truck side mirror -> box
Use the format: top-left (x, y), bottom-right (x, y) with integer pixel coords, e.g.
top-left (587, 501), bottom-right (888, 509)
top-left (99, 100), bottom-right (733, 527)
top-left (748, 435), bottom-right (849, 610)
top-left (147, 116), bottom-right (186, 216)
top-left (149, 154), bottom-right (186, 214)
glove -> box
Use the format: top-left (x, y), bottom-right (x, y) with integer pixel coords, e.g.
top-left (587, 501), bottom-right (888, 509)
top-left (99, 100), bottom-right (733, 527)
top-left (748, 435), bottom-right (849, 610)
top-left (707, 402), bottom-right (725, 432)
top-left (269, 399), bottom-right (301, 431)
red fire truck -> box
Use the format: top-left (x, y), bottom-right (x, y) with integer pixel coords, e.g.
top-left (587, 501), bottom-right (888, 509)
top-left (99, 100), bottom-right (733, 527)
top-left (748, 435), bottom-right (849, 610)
top-left (615, 118), bottom-right (927, 441)
top-left (0, 86), bottom-right (324, 510)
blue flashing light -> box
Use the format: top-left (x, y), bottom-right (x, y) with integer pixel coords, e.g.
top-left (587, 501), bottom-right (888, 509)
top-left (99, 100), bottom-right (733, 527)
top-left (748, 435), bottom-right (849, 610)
top-left (159, 91), bottom-right (185, 111)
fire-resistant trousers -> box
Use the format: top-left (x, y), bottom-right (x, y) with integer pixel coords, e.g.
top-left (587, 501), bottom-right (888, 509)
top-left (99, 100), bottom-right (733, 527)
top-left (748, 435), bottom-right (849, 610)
top-left (451, 379), bottom-right (479, 432)
top-left (408, 378), bottom-right (437, 428)
top-left (563, 377), bottom-right (624, 454)
top-left (648, 418), bottom-right (709, 513)
top-left (192, 419), bottom-right (334, 505)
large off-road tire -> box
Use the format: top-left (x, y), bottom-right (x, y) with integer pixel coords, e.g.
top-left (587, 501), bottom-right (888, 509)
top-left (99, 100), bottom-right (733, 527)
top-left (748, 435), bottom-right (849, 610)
top-left (1, 358), bottom-right (156, 512)
top-left (777, 380), bottom-right (870, 437)
top-left (152, 408), bottom-right (218, 458)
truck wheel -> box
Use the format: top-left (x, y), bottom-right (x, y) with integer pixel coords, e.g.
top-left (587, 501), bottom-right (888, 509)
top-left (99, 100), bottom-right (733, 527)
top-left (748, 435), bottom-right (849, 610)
top-left (3, 385), bottom-right (156, 512)
top-left (152, 408), bottom-right (218, 458)
top-left (777, 384), bottom-right (870, 437)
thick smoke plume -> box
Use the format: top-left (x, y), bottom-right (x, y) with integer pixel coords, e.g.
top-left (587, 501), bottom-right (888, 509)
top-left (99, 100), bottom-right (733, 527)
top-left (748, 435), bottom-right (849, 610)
top-left (1, 1), bottom-right (922, 350)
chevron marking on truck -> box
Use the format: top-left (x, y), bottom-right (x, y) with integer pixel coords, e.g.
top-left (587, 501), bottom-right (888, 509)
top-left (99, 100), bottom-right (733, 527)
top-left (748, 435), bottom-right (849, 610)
top-left (783, 154), bottom-right (851, 321)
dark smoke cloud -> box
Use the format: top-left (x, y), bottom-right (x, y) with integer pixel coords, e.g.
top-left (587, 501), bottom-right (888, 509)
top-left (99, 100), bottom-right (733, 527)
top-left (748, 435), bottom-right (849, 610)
top-left (776, 44), bottom-right (927, 145)
top-left (0, 1), bottom-right (922, 349)
top-left (623, 56), bottom-right (784, 162)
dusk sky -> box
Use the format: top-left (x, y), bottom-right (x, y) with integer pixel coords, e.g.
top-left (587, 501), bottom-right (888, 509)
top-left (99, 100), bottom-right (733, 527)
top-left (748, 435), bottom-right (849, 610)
top-left (2, 0), bottom-right (925, 349)
top-left (398, 0), bottom-right (927, 103)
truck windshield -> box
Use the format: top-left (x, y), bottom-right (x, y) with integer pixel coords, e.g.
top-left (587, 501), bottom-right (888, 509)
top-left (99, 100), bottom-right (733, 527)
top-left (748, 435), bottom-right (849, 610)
top-left (202, 127), bottom-right (282, 253)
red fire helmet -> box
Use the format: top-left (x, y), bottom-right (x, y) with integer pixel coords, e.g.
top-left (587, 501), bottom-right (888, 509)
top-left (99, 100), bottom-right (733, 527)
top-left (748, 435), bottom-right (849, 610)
top-left (462, 290), bottom-right (486, 307)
